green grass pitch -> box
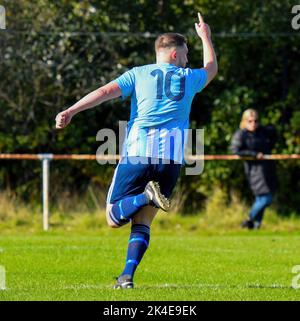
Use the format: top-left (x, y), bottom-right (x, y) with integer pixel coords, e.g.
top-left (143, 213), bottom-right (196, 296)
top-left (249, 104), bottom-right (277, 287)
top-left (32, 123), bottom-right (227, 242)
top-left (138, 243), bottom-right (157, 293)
top-left (0, 230), bottom-right (299, 301)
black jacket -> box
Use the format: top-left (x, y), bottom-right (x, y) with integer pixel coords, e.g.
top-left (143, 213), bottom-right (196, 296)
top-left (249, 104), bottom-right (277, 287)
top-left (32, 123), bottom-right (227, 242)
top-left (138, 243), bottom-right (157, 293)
top-left (230, 126), bottom-right (277, 195)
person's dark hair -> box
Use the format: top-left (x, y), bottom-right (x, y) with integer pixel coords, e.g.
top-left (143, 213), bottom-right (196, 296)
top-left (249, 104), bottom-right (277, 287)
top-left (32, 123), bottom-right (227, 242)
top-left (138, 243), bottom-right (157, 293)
top-left (155, 33), bottom-right (187, 52)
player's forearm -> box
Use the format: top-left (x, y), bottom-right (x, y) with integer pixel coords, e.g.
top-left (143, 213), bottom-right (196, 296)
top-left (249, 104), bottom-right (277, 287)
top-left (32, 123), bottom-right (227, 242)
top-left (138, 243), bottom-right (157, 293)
top-left (201, 36), bottom-right (218, 77)
top-left (67, 82), bottom-right (121, 116)
top-left (67, 89), bottom-right (102, 116)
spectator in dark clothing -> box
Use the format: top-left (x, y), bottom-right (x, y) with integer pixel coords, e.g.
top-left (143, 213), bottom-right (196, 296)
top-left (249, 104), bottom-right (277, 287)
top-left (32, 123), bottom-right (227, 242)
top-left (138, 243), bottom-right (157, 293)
top-left (230, 109), bottom-right (277, 229)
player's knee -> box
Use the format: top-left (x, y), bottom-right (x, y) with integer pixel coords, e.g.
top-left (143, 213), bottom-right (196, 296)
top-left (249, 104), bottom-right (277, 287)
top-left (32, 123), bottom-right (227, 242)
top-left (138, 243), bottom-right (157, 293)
top-left (105, 205), bottom-right (120, 228)
top-left (106, 215), bottom-right (120, 228)
top-left (107, 220), bottom-right (120, 228)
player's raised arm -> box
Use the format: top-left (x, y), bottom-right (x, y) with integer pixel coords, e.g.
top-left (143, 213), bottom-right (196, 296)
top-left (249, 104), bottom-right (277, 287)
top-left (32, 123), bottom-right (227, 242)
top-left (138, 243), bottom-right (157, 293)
top-left (55, 82), bottom-right (121, 129)
top-left (195, 12), bottom-right (218, 85)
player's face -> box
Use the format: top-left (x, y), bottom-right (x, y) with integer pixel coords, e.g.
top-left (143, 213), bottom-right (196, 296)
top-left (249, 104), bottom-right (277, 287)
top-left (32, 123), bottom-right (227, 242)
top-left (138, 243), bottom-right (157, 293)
top-left (175, 44), bottom-right (188, 68)
top-left (246, 116), bottom-right (259, 132)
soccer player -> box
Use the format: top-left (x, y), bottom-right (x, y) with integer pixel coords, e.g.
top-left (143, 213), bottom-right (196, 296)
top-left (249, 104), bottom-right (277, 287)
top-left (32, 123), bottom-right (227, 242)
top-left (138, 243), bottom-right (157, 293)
top-left (55, 13), bottom-right (218, 289)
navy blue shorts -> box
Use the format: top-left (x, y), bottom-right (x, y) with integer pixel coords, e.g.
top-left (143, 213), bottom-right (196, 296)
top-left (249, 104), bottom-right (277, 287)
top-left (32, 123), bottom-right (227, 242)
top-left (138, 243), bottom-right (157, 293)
top-left (107, 157), bottom-right (182, 204)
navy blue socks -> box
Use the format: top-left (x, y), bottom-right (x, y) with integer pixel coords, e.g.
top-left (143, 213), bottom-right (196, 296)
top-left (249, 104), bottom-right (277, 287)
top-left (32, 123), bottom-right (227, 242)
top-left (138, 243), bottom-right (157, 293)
top-left (121, 224), bottom-right (150, 278)
top-left (109, 193), bottom-right (149, 226)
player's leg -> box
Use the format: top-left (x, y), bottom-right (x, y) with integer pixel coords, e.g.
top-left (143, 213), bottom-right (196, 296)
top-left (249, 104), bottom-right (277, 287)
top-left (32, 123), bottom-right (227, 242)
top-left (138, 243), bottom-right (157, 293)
top-left (106, 182), bottom-right (169, 228)
top-left (131, 205), bottom-right (158, 226)
top-left (106, 194), bottom-right (149, 228)
top-left (106, 157), bottom-right (170, 228)
top-left (106, 158), bottom-right (151, 228)
top-left (153, 159), bottom-right (182, 203)
top-left (114, 160), bottom-right (181, 289)
top-left (114, 206), bottom-right (158, 289)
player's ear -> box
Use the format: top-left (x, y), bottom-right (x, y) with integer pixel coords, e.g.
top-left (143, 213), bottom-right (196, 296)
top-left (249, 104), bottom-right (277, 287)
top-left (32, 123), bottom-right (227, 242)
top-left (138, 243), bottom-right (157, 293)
top-left (170, 49), bottom-right (177, 60)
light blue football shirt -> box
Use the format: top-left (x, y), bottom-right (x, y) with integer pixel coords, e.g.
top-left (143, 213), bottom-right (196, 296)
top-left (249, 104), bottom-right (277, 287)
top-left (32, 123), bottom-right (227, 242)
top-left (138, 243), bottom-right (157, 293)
top-left (113, 63), bottom-right (207, 163)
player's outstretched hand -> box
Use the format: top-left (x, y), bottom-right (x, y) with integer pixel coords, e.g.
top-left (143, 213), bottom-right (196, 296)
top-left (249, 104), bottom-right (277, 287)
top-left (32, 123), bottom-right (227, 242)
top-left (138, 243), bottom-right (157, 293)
top-left (55, 109), bottom-right (73, 129)
top-left (195, 12), bottom-right (211, 39)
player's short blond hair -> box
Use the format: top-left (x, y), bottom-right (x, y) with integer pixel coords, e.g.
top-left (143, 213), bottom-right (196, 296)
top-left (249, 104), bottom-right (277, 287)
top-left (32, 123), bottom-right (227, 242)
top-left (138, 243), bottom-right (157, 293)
top-left (240, 109), bottom-right (259, 129)
top-left (155, 33), bottom-right (187, 52)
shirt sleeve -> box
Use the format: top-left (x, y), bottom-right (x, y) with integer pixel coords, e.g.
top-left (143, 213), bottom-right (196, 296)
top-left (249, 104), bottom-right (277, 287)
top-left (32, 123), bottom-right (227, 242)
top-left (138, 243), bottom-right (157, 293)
top-left (112, 68), bottom-right (136, 100)
top-left (190, 68), bottom-right (208, 94)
